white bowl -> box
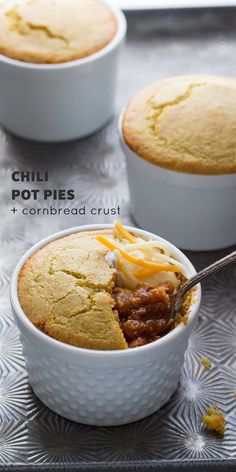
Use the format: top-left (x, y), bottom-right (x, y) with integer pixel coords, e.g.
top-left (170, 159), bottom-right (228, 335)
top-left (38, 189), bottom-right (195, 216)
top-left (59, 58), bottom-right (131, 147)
top-left (0, 1), bottom-right (126, 142)
top-left (119, 114), bottom-right (236, 251)
top-left (10, 224), bottom-right (201, 426)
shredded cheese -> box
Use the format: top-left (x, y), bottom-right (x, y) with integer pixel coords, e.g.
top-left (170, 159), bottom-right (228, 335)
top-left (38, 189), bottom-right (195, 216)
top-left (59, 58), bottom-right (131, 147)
top-left (114, 220), bottom-right (136, 243)
top-left (96, 235), bottom-right (181, 273)
top-left (134, 267), bottom-right (165, 278)
top-left (125, 241), bottom-right (171, 256)
top-left (116, 256), bottom-right (138, 285)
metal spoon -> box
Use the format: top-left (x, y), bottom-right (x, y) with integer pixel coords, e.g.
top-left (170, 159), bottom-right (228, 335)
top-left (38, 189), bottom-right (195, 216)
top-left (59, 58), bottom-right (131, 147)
top-left (167, 249), bottom-right (236, 326)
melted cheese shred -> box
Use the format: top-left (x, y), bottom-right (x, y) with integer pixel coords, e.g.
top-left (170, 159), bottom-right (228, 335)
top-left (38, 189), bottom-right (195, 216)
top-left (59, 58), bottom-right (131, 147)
top-left (97, 221), bottom-right (186, 290)
top-left (114, 220), bottom-right (136, 243)
top-left (96, 235), bottom-right (180, 272)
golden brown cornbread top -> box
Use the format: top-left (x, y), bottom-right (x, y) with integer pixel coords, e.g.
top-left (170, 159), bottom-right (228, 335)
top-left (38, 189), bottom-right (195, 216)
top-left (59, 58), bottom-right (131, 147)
top-left (122, 75), bottom-right (236, 175)
top-left (18, 230), bottom-right (128, 350)
top-left (0, 0), bottom-right (117, 64)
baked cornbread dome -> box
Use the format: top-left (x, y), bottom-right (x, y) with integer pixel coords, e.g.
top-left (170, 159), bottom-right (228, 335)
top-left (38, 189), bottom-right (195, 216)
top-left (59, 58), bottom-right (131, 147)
top-left (0, 0), bottom-right (117, 64)
top-left (18, 230), bottom-right (128, 350)
top-left (123, 75), bottom-right (236, 175)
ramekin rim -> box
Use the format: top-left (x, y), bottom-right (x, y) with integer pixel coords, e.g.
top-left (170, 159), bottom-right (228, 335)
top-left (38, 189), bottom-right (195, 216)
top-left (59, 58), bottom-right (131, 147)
top-left (0, 1), bottom-right (126, 70)
top-left (118, 108), bottom-right (236, 180)
top-left (10, 224), bottom-right (201, 358)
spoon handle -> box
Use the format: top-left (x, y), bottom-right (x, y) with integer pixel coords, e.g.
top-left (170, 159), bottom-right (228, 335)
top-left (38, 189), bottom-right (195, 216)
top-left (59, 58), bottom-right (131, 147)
top-left (168, 249), bottom-right (236, 324)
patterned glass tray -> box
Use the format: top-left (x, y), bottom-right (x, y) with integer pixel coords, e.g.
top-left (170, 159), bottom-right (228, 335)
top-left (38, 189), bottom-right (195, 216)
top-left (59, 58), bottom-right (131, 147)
top-left (1, 8), bottom-right (236, 472)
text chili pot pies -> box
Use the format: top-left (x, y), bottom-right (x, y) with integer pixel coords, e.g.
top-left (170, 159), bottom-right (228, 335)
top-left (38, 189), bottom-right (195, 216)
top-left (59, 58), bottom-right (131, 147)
top-left (10, 222), bottom-right (201, 426)
top-left (121, 75), bottom-right (236, 250)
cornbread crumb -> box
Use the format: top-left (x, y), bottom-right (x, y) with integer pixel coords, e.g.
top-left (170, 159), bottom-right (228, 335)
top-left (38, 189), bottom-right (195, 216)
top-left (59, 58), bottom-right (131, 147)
top-left (202, 407), bottom-right (225, 436)
top-left (201, 355), bottom-right (211, 370)
top-left (123, 75), bottom-right (236, 175)
top-left (0, 0), bottom-right (117, 64)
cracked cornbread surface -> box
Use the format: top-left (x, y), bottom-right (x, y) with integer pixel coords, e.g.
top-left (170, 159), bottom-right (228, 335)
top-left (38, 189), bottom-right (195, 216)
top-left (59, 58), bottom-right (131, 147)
top-left (122, 75), bottom-right (236, 175)
top-left (18, 230), bottom-right (128, 350)
top-left (0, 0), bottom-right (117, 64)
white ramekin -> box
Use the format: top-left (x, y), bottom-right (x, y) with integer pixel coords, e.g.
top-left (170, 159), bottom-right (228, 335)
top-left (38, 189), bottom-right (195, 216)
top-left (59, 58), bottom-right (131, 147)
top-left (0, 2), bottom-right (126, 142)
top-left (10, 224), bottom-right (201, 426)
top-left (119, 114), bottom-right (236, 251)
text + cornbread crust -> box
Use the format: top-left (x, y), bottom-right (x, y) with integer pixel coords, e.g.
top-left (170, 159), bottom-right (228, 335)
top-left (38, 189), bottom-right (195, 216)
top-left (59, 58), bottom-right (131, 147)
top-left (0, 0), bottom-right (117, 64)
top-left (122, 75), bottom-right (236, 175)
top-left (18, 230), bottom-right (128, 350)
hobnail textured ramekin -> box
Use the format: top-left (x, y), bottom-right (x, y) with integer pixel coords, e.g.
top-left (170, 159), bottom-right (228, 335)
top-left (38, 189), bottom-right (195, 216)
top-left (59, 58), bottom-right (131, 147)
top-left (0, 1), bottom-right (126, 142)
top-left (10, 224), bottom-right (201, 426)
top-left (119, 114), bottom-right (236, 251)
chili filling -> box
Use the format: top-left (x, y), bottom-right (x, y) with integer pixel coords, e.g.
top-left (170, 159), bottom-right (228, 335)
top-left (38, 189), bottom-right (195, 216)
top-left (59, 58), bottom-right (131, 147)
top-left (113, 282), bottom-right (179, 348)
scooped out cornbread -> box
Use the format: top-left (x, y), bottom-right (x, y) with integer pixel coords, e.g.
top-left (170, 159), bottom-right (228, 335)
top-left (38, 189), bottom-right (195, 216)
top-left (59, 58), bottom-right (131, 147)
top-left (123, 75), bottom-right (236, 175)
top-left (0, 0), bottom-right (117, 64)
top-left (18, 222), bottom-right (190, 350)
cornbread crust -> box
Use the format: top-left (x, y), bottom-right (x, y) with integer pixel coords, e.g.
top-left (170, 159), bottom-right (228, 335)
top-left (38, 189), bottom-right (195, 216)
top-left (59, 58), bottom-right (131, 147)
top-left (201, 355), bottom-right (211, 370)
top-left (18, 230), bottom-right (128, 350)
top-left (0, 0), bottom-right (117, 64)
top-left (123, 75), bottom-right (236, 175)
